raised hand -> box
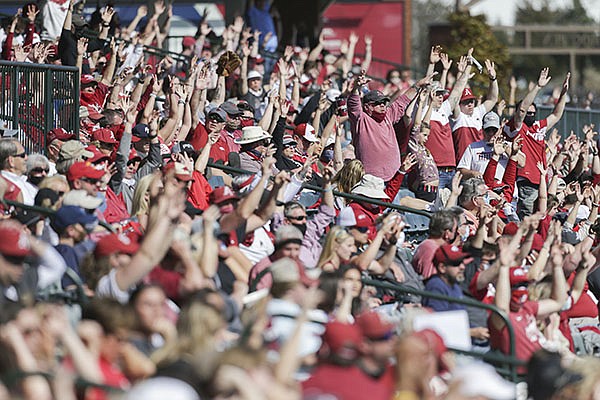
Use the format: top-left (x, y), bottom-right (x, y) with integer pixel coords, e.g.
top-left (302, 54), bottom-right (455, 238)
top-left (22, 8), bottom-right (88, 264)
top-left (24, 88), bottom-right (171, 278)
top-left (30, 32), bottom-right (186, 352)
top-left (364, 34), bottom-right (372, 47)
top-left (25, 4), bottom-right (38, 23)
top-left (200, 22), bottom-right (212, 37)
top-left (511, 136), bottom-right (523, 156)
top-left (100, 5), bottom-right (115, 24)
top-left (137, 5), bottom-right (148, 18)
top-left (496, 99), bottom-right (506, 117)
top-left (509, 75), bottom-right (517, 89)
top-left (415, 71), bottom-right (437, 88)
top-left (429, 45), bottom-right (442, 64)
top-left (561, 72), bottom-right (571, 95)
top-left (451, 170), bottom-right (463, 196)
top-left (537, 67), bottom-right (551, 88)
top-left (349, 31), bottom-right (359, 44)
top-left (401, 153), bottom-right (417, 173)
top-left (440, 53), bottom-right (452, 71)
top-left (492, 136), bottom-right (505, 156)
top-left (484, 59), bottom-right (496, 80)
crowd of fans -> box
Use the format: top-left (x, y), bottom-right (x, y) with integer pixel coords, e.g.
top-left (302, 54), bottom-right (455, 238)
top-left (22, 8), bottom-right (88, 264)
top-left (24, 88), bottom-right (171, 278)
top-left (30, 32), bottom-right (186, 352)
top-left (1, 0), bottom-right (600, 399)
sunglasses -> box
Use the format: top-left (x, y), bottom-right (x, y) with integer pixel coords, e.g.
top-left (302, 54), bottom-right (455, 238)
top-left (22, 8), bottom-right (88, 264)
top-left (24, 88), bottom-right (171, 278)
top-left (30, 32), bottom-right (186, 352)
top-left (287, 215), bottom-right (307, 222)
top-left (461, 99), bottom-right (475, 105)
top-left (370, 331), bottom-right (395, 342)
top-left (526, 111), bottom-right (536, 116)
top-left (31, 167), bottom-right (49, 174)
top-left (80, 177), bottom-right (100, 184)
top-left (4, 255), bottom-right (26, 265)
top-left (12, 151), bottom-right (26, 158)
top-left (370, 100), bottom-right (388, 106)
top-left (208, 115), bottom-right (225, 123)
top-left (352, 226), bottom-right (369, 233)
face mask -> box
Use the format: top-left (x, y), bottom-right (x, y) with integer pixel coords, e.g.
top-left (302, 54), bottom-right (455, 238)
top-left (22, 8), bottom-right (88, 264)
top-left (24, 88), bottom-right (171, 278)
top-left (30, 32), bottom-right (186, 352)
top-left (371, 110), bottom-right (387, 122)
top-left (292, 223), bottom-right (307, 236)
top-left (321, 149), bottom-right (334, 163)
top-left (28, 175), bottom-right (44, 186)
top-left (523, 115), bottom-right (535, 127)
top-left (219, 204), bottom-right (235, 215)
top-left (460, 230), bottom-right (470, 243)
top-left (510, 288), bottom-right (529, 310)
top-left (241, 119), bottom-right (254, 128)
top-left (390, 77), bottom-right (401, 85)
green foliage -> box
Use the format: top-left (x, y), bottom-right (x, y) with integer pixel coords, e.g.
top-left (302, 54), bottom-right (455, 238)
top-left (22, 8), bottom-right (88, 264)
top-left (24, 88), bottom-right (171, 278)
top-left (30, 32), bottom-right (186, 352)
top-left (515, 0), bottom-right (595, 25)
top-left (445, 12), bottom-right (512, 101)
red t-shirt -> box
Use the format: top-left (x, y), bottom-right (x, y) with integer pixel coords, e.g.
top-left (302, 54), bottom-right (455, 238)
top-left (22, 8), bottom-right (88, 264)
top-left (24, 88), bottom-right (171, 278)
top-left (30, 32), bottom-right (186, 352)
top-left (187, 170), bottom-right (213, 210)
top-left (489, 301), bottom-right (543, 372)
top-left (452, 105), bottom-right (486, 164)
top-left (504, 118), bottom-right (548, 185)
top-left (302, 364), bottom-right (395, 400)
top-left (187, 122), bottom-right (230, 164)
top-left (427, 100), bottom-right (456, 167)
top-left (80, 82), bottom-right (111, 109)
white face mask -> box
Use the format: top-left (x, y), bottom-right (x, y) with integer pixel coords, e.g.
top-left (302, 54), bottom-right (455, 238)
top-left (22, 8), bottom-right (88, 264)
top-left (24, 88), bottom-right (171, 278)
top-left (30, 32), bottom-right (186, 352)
top-left (460, 230), bottom-right (469, 243)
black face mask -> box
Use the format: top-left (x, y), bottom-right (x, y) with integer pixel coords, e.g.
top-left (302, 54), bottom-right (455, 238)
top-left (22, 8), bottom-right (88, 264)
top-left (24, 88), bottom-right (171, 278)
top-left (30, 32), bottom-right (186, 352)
top-left (523, 115), bottom-right (535, 127)
top-left (292, 223), bottom-right (307, 236)
top-left (28, 175), bottom-right (44, 186)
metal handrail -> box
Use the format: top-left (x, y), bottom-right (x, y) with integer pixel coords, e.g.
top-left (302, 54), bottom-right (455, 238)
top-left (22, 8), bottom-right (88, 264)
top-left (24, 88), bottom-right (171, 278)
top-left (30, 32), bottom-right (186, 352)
top-left (3, 200), bottom-right (115, 232)
top-left (206, 161), bottom-right (432, 218)
top-left (362, 278), bottom-right (521, 382)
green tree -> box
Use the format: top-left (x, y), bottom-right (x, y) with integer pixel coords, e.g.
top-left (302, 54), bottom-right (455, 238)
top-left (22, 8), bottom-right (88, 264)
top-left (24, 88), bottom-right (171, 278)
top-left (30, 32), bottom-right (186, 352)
top-left (444, 12), bottom-right (512, 101)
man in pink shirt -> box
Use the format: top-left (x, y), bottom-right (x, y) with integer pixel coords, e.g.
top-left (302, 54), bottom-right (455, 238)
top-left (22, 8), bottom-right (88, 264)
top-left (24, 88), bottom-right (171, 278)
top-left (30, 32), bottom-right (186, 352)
top-left (348, 71), bottom-right (432, 183)
top-left (411, 209), bottom-right (461, 280)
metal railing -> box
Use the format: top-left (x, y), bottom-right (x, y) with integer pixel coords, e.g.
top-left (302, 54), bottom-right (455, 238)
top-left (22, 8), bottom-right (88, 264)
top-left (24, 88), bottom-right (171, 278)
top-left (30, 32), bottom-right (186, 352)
top-left (0, 61), bottom-right (80, 154)
top-left (362, 278), bottom-right (522, 382)
top-left (537, 105), bottom-right (600, 137)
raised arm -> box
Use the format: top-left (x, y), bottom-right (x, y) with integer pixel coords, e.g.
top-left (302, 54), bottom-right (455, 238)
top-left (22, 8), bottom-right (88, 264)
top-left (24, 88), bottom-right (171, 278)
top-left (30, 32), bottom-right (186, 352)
top-left (514, 67), bottom-right (552, 129)
top-left (537, 245), bottom-right (569, 317)
top-left (546, 72), bottom-right (570, 131)
top-left (361, 35), bottom-right (373, 73)
top-left (481, 59), bottom-right (499, 112)
top-left (448, 50), bottom-right (474, 112)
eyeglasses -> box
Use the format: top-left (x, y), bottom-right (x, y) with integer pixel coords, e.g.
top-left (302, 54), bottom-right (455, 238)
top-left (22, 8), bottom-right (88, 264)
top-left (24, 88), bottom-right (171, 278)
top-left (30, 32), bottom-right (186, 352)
top-left (31, 167), bottom-right (49, 174)
top-left (287, 215), bottom-right (307, 222)
top-left (12, 151), bottom-right (26, 158)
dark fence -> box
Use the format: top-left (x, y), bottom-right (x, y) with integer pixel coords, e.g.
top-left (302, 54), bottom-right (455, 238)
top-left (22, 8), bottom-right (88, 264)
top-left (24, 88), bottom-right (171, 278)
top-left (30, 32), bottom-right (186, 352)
top-left (0, 61), bottom-right (80, 154)
top-left (537, 105), bottom-right (600, 138)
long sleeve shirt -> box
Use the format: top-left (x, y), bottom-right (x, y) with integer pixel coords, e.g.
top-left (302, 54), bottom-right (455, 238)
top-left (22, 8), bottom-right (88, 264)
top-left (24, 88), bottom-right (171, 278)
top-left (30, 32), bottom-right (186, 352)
top-left (348, 93), bottom-right (410, 181)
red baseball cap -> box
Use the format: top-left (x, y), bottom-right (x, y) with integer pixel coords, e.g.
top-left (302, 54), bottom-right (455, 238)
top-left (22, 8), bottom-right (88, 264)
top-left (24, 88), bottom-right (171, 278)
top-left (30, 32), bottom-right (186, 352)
top-left (128, 148), bottom-right (142, 162)
top-left (502, 222), bottom-right (519, 236)
top-left (0, 221), bottom-right (32, 257)
top-left (433, 244), bottom-right (471, 266)
top-left (92, 128), bottom-right (119, 144)
top-left (85, 145), bottom-right (110, 164)
top-left (182, 36), bottom-right (196, 48)
top-left (209, 186), bottom-right (239, 205)
top-left (67, 161), bottom-right (105, 182)
top-left (81, 74), bottom-right (97, 86)
top-left (509, 266), bottom-right (530, 287)
top-left (320, 321), bottom-right (363, 360)
top-left (47, 127), bottom-right (74, 145)
top-left (356, 311), bottom-right (395, 340)
top-left (294, 123), bottom-right (319, 143)
top-left (164, 162), bottom-right (194, 182)
top-left (460, 87), bottom-right (477, 102)
top-left (94, 233), bottom-right (139, 258)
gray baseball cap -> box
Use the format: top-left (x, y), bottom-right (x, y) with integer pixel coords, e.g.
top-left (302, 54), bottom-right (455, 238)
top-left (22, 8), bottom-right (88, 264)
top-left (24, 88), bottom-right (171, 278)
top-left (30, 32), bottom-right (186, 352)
top-left (483, 112), bottom-right (500, 130)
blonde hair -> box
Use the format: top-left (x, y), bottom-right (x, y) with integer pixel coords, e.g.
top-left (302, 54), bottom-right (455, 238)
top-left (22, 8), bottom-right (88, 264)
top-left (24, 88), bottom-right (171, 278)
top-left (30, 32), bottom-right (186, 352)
top-left (151, 301), bottom-right (224, 367)
top-left (332, 159), bottom-right (365, 194)
top-left (131, 174), bottom-right (157, 218)
top-left (317, 226), bottom-right (353, 271)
